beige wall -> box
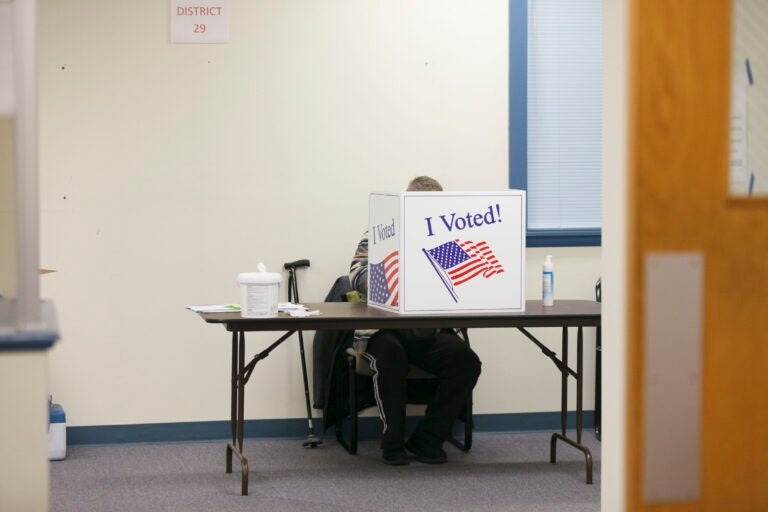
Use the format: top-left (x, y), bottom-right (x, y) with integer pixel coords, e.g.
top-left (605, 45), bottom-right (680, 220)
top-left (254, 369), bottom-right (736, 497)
top-left (0, 350), bottom-right (50, 512)
top-left (1, 1), bottom-right (49, 510)
top-left (0, 117), bottom-right (16, 301)
top-left (601, 0), bottom-right (628, 510)
top-left (37, 0), bottom-right (601, 430)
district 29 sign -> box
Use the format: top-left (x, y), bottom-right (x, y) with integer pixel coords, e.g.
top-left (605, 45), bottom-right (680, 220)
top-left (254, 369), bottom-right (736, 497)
top-left (170, 0), bottom-right (229, 43)
top-left (368, 190), bottom-right (526, 314)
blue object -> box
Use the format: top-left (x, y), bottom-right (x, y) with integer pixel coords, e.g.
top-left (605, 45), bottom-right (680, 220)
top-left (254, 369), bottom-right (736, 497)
top-left (50, 403), bottom-right (66, 424)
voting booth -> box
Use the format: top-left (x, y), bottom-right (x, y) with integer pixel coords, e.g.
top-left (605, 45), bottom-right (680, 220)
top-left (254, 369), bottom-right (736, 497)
top-left (367, 191), bottom-right (526, 314)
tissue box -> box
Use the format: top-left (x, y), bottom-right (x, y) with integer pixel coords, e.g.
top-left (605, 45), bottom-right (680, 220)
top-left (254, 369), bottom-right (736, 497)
top-left (368, 190), bottom-right (526, 314)
top-left (49, 403), bottom-right (67, 461)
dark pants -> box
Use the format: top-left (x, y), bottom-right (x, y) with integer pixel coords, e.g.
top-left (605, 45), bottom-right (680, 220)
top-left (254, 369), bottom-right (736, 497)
top-left (362, 330), bottom-right (482, 451)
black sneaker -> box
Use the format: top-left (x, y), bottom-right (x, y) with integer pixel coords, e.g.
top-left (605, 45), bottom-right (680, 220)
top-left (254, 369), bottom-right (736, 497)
top-left (405, 436), bottom-right (447, 464)
top-left (382, 448), bottom-right (410, 466)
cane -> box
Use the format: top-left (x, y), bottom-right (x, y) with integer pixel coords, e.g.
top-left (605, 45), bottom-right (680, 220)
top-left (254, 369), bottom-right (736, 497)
top-left (284, 259), bottom-right (322, 448)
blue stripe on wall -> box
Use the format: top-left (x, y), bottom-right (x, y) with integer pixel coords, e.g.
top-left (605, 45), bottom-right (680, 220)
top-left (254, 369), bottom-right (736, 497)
top-left (66, 411), bottom-right (595, 445)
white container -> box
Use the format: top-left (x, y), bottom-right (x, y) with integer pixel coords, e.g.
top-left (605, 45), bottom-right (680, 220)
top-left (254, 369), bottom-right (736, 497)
top-left (368, 190), bottom-right (526, 314)
top-left (49, 403), bottom-right (66, 461)
top-left (237, 264), bottom-right (282, 318)
top-left (542, 255), bottom-right (554, 306)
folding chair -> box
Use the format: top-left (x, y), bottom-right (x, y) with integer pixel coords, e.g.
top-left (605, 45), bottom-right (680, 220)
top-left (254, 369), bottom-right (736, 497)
top-left (335, 328), bottom-right (474, 455)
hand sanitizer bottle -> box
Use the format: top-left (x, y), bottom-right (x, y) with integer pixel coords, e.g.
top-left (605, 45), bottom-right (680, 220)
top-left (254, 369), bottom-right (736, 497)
top-left (542, 255), bottom-right (554, 306)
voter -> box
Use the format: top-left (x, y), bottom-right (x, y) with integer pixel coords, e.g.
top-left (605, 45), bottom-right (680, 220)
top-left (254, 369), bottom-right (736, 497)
top-left (349, 176), bottom-right (482, 466)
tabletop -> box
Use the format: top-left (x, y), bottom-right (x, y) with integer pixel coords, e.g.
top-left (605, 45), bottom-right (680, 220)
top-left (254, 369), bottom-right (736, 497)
top-left (200, 300), bottom-right (600, 332)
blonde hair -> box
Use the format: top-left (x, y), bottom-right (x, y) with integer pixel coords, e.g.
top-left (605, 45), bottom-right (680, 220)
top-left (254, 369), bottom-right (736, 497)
top-left (406, 176), bottom-right (443, 191)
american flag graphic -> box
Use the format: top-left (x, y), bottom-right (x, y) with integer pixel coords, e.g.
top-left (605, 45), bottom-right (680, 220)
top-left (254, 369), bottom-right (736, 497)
top-left (369, 250), bottom-right (399, 307)
top-left (423, 239), bottom-right (504, 301)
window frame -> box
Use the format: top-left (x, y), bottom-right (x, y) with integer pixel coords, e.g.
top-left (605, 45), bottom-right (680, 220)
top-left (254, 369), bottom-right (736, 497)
top-left (509, 0), bottom-right (602, 248)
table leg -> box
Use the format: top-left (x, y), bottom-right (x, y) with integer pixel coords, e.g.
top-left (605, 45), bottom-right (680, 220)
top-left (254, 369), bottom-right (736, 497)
top-left (550, 326), bottom-right (594, 484)
top-left (560, 327), bottom-right (568, 436)
top-left (227, 332), bottom-right (236, 473)
top-left (577, 326), bottom-right (583, 444)
top-left (595, 325), bottom-right (602, 440)
top-left (225, 330), bottom-right (249, 496)
top-left (551, 327), bottom-right (567, 463)
top-left (238, 331), bottom-right (245, 453)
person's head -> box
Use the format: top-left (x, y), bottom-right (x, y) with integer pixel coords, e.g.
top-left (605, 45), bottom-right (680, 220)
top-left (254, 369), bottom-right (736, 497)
top-left (406, 176), bottom-right (443, 192)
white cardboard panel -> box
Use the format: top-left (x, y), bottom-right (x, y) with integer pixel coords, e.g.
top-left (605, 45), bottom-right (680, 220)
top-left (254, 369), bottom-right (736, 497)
top-left (368, 191), bottom-right (526, 314)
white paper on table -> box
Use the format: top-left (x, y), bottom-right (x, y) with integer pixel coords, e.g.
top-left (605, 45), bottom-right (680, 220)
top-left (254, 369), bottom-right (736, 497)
top-left (186, 304), bottom-right (240, 313)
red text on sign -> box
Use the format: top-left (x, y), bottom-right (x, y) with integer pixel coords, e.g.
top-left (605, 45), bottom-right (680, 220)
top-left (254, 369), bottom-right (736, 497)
top-left (177, 6), bottom-right (223, 16)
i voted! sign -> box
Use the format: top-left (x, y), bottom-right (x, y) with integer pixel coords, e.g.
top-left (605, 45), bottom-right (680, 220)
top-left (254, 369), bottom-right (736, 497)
top-left (368, 191), bottom-right (526, 314)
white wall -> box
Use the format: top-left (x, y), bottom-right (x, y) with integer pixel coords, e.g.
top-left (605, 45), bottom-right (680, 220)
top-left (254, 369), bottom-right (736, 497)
top-left (0, 118), bottom-right (16, 300)
top-left (38, 0), bottom-right (601, 429)
top-left (601, 0), bottom-right (627, 510)
top-left (1, 2), bottom-right (50, 510)
top-left (0, 351), bottom-right (50, 512)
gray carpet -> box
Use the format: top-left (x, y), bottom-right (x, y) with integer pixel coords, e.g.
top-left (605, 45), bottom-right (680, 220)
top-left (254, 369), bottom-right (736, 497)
top-left (50, 431), bottom-right (600, 512)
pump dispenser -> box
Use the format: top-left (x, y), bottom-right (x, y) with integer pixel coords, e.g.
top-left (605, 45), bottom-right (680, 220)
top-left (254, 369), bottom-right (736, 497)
top-left (542, 255), bottom-right (554, 306)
